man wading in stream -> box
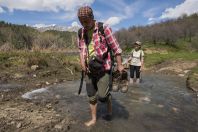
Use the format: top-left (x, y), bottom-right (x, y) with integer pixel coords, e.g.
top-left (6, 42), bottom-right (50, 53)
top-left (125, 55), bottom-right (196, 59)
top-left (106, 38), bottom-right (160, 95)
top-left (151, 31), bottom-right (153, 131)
top-left (77, 6), bottom-right (125, 126)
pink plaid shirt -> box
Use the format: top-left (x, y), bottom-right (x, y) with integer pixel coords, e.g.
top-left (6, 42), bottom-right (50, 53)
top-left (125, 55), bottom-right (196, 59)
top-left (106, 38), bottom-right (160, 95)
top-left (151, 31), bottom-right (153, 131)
top-left (78, 21), bottom-right (122, 70)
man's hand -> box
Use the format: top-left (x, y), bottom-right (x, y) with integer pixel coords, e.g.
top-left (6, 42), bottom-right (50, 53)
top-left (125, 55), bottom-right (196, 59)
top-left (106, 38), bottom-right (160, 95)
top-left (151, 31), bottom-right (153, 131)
top-left (115, 54), bottom-right (125, 73)
top-left (81, 64), bottom-right (87, 72)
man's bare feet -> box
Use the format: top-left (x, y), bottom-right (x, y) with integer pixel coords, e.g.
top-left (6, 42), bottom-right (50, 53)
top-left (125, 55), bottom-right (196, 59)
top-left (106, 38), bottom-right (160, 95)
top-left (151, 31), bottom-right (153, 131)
top-left (84, 119), bottom-right (96, 127)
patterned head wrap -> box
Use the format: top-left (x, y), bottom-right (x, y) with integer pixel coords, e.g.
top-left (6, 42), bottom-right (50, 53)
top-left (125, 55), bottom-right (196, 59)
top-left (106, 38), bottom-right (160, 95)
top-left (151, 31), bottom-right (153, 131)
top-left (77, 6), bottom-right (94, 19)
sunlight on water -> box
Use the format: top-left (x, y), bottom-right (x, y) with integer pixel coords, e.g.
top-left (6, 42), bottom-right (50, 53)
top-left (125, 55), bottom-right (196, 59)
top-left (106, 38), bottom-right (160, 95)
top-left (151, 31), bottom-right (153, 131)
top-left (22, 87), bottom-right (48, 99)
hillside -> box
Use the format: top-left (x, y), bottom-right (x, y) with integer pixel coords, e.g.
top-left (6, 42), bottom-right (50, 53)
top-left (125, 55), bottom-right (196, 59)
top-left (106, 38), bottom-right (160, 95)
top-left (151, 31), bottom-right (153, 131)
top-left (115, 13), bottom-right (198, 51)
top-left (0, 21), bottom-right (77, 51)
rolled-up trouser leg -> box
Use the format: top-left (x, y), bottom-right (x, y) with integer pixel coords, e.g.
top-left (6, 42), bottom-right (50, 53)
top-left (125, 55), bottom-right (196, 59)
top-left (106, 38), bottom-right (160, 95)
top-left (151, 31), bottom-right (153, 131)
top-left (135, 66), bottom-right (141, 78)
top-left (97, 73), bottom-right (111, 103)
top-left (130, 65), bottom-right (135, 78)
top-left (86, 75), bottom-right (97, 105)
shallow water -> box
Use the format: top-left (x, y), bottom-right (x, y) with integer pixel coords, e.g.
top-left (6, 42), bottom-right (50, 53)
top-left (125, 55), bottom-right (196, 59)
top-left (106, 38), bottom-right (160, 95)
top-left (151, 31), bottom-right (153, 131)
top-left (22, 73), bottom-right (198, 132)
top-left (0, 83), bottom-right (22, 92)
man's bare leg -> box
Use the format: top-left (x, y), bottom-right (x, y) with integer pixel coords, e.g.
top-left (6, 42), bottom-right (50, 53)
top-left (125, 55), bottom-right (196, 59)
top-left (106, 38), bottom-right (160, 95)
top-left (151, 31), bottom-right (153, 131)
top-left (102, 96), bottom-right (112, 121)
top-left (107, 96), bottom-right (112, 115)
top-left (85, 103), bottom-right (97, 127)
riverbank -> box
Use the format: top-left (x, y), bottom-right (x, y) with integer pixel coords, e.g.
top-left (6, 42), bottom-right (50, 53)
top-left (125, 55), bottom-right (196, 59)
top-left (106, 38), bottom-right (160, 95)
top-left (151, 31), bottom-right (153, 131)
top-left (0, 51), bottom-right (80, 131)
top-left (0, 50), bottom-right (197, 131)
top-left (149, 59), bottom-right (198, 92)
top-left (142, 48), bottom-right (198, 93)
top-left (1, 50), bottom-right (198, 94)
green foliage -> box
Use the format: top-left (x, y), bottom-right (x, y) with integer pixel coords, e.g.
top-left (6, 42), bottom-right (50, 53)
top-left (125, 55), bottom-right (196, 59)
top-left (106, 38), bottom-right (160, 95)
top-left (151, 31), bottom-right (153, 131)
top-left (191, 34), bottom-right (198, 50)
top-left (44, 30), bottom-right (76, 48)
top-left (0, 53), bottom-right (10, 62)
top-left (0, 21), bottom-right (77, 50)
top-left (145, 51), bottom-right (198, 67)
top-left (0, 21), bottom-right (38, 49)
top-left (27, 52), bottom-right (49, 68)
top-left (115, 13), bottom-right (198, 50)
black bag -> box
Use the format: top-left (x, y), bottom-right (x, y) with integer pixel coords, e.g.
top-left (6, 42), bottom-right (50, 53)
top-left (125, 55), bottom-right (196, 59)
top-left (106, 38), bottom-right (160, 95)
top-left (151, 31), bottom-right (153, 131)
top-left (88, 56), bottom-right (105, 77)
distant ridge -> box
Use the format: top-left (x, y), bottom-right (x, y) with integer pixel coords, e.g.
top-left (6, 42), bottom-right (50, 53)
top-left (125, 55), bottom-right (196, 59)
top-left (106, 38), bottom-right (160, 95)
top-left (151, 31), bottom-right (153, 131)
top-left (32, 24), bottom-right (80, 32)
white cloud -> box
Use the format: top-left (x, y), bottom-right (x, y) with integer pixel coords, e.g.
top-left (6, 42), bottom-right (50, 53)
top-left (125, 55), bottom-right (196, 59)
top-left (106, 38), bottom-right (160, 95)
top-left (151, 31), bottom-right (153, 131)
top-left (0, 7), bottom-right (5, 13)
top-left (58, 11), bottom-right (77, 20)
top-left (98, 0), bottom-right (145, 26)
top-left (0, 0), bottom-right (95, 12)
top-left (147, 0), bottom-right (198, 24)
top-left (147, 17), bottom-right (160, 25)
top-left (105, 17), bottom-right (122, 26)
top-left (160, 0), bottom-right (198, 19)
top-left (143, 7), bottom-right (160, 18)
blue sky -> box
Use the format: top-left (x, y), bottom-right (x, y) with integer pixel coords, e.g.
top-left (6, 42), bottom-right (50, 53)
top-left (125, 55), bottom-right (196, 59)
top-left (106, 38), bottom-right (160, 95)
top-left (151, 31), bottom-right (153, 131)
top-left (0, 0), bottom-right (198, 30)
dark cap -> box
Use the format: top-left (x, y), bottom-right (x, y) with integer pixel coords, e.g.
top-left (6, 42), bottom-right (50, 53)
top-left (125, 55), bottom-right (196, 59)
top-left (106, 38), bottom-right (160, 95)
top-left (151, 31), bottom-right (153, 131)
top-left (77, 6), bottom-right (94, 19)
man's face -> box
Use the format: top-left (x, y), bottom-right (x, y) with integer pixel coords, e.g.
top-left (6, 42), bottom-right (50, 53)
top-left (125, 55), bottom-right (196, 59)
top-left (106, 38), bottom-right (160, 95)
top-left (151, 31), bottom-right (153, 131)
top-left (79, 17), bottom-right (94, 30)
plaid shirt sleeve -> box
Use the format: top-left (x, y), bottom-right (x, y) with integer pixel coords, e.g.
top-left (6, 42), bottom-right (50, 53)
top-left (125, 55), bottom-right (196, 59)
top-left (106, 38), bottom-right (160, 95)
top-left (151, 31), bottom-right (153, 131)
top-left (103, 25), bottom-right (122, 55)
top-left (77, 34), bottom-right (86, 61)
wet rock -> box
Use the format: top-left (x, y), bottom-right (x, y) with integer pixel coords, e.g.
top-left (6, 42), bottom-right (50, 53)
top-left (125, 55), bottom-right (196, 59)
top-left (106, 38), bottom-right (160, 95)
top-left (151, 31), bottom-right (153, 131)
top-left (17, 122), bottom-right (22, 128)
top-left (54, 100), bottom-right (59, 104)
top-left (139, 96), bottom-right (151, 103)
top-left (24, 121), bottom-right (31, 126)
top-left (31, 65), bottom-right (39, 71)
top-left (178, 74), bottom-right (185, 77)
top-left (11, 121), bottom-right (15, 125)
top-left (67, 125), bottom-right (70, 130)
top-left (157, 104), bottom-right (164, 108)
top-left (46, 81), bottom-right (50, 85)
top-left (54, 124), bottom-right (63, 129)
top-left (46, 104), bottom-right (52, 109)
top-left (14, 73), bottom-right (24, 79)
top-left (172, 107), bottom-right (179, 112)
top-left (55, 114), bottom-right (61, 117)
top-left (27, 109), bottom-right (34, 112)
top-left (36, 115), bottom-right (44, 120)
top-left (33, 74), bottom-right (37, 78)
top-left (36, 83), bottom-right (41, 87)
top-left (41, 71), bottom-right (54, 77)
top-left (1, 94), bottom-right (4, 100)
top-left (184, 70), bottom-right (191, 74)
top-left (5, 108), bottom-right (18, 111)
top-left (55, 95), bottom-right (61, 99)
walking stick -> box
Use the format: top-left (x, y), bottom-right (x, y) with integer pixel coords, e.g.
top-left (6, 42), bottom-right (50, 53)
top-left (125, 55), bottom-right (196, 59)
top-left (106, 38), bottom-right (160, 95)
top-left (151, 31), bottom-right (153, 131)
top-left (78, 71), bottom-right (84, 95)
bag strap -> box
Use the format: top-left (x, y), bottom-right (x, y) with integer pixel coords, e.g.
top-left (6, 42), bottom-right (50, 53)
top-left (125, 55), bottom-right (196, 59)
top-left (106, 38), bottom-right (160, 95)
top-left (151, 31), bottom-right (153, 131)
top-left (98, 22), bottom-right (114, 90)
top-left (78, 28), bottom-right (82, 39)
top-left (140, 50), bottom-right (143, 61)
top-left (98, 22), bottom-right (114, 61)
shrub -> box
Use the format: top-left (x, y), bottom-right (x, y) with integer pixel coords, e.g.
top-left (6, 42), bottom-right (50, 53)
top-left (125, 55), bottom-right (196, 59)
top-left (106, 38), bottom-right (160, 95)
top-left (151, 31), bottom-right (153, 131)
top-left (27, 54), bottom-right (48, 68)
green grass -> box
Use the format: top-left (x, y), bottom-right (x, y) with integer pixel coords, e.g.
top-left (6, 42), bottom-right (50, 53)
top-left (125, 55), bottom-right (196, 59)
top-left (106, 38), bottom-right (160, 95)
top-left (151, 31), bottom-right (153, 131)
top-left (191, 66), bottom-right (198, 76)
top-left (0, 51), bottom-right (79, 68)
top-left (145, 51), bottom-right (198, 67)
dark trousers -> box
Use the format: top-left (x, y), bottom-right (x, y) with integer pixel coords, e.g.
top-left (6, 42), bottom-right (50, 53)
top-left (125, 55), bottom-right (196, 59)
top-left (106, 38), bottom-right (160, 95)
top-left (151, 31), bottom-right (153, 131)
top-left (130, 65), bottom-right (141, 78)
